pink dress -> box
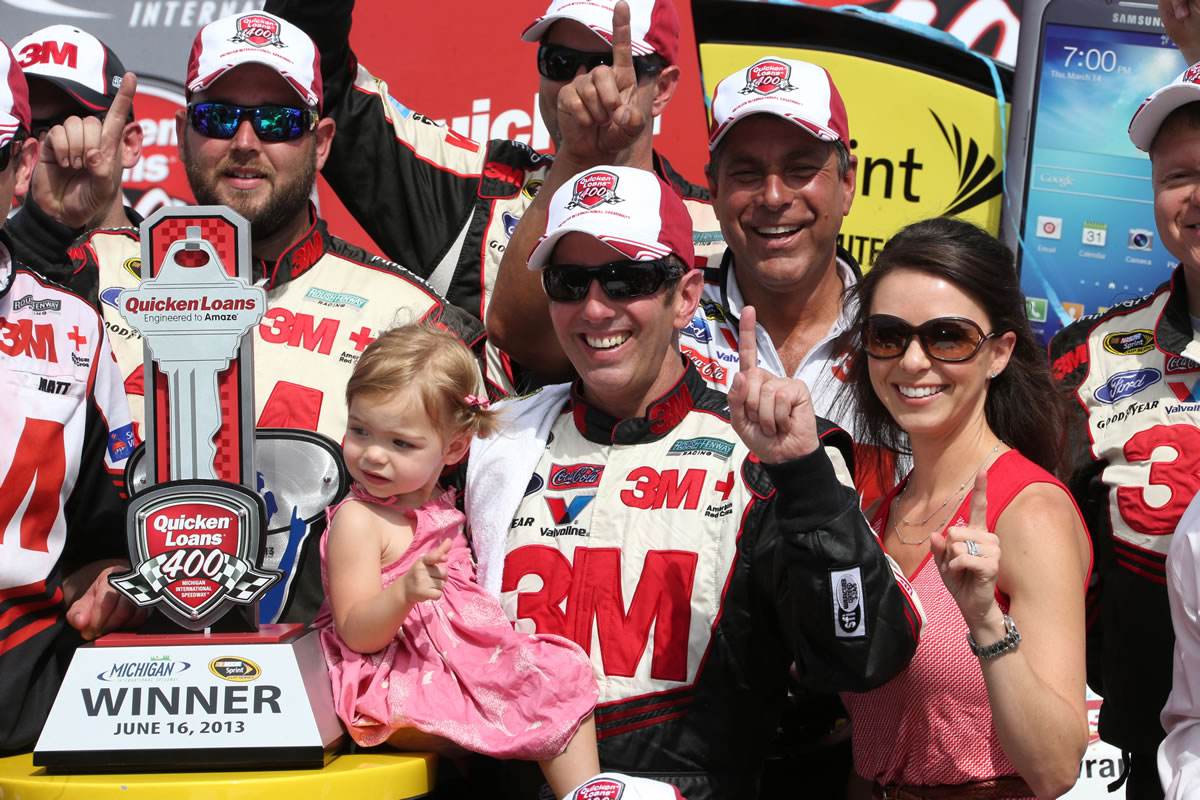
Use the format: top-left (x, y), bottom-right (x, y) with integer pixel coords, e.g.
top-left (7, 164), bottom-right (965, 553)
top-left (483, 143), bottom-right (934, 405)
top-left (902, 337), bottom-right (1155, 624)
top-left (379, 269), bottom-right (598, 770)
top-left (316, 485), bottom-right (597, 757)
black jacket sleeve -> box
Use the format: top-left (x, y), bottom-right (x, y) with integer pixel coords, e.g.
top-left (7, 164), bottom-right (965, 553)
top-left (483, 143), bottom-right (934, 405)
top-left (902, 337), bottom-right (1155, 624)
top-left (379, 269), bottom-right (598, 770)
top-left (264, 0), bottom-right (484, 278)
top-left (752, 429), bottom-right (922, 693)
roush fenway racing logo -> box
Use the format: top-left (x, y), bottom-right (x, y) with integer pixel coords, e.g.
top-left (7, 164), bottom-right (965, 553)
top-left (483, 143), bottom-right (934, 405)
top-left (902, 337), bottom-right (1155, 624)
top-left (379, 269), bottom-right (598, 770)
top-left (566, 170), bottom-right (623, 210)
top-left (230, 15), bottom-right (286, 48)
top-left (111, 484), bottom-right (278, 629)
top-left (740, 60), bottom-right (796, 96)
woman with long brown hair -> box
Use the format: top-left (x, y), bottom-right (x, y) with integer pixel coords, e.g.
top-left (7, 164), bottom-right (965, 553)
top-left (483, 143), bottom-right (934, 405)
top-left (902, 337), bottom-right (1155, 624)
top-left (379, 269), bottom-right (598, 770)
top-left (840, 217), bottom-right (1092, 799)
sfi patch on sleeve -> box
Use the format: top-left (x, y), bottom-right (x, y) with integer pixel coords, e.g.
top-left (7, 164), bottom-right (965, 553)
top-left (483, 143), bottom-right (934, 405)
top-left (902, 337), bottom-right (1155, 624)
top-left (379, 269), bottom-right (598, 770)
top-left (831, 566), bottom-right (866, 638)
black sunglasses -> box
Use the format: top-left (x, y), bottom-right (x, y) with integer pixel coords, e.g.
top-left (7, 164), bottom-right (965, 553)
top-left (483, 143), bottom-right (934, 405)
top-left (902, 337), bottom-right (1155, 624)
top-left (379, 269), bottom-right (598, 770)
top-left (187, 102), bottom-right (318, 142)
top-left (536, 42), bottom-right (664, 82)
top-left (863, 315), bottom-right (998, 363)
top-left (0, 131), bottom-right (28, 172)
top-left (542, 257), bottom-right (685, 302)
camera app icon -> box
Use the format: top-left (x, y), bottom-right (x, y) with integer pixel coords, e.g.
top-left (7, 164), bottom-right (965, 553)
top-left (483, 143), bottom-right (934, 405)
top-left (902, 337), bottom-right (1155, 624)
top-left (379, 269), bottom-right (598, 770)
top-left (1128, 229), bottom-right (1154, 251)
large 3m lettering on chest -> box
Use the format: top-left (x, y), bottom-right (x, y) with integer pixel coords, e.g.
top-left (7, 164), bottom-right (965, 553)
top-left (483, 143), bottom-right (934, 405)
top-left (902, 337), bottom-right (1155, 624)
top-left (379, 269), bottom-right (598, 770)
top-left (502, 546), bottom-right (698, 681)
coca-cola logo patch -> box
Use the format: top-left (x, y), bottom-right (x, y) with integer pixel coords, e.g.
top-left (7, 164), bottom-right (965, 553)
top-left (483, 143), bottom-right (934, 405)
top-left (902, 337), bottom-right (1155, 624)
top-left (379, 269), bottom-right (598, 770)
top-left (231, 15), bottom-right (285, 48)
top-left (566, 170), bottom-right (623, 210)
top-left (1186, 63), bottom-right (1200, 85)
top-left (548, 463), bottom-right (604, 490)
top-left (740, 60), bottom-right (796, 96)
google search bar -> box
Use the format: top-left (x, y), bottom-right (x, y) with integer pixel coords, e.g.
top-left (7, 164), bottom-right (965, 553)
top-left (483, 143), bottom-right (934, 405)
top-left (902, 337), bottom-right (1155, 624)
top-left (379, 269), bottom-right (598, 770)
top-left (1029, 164), bottom-right (1152, 205)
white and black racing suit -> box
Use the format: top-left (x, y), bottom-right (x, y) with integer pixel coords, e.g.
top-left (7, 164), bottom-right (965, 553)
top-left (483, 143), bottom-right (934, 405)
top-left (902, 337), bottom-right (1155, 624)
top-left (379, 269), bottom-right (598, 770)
top-left (473, 361), bottom-right (923, 799)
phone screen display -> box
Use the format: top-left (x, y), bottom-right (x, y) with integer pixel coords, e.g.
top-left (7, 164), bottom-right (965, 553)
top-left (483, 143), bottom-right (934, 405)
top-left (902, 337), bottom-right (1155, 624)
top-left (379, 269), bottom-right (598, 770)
top-left (1019, 22), bottom-right (1185, 342)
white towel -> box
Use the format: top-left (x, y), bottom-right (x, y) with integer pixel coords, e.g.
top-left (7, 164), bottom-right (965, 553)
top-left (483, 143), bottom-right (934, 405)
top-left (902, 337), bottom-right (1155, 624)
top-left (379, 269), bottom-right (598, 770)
top-left (466, 384), bottom-right (571, 598)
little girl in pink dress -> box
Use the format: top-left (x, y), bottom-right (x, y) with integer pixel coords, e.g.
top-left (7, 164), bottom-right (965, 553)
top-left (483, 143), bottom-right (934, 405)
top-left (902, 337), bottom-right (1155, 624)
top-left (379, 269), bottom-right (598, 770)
top-left (315, 324), bottom-right (599, 799)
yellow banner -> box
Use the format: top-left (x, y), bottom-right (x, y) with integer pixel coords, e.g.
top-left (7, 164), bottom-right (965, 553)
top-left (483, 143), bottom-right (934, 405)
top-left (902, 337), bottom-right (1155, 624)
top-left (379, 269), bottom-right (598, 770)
top-left (700, 44), bottom-right (1009, 268)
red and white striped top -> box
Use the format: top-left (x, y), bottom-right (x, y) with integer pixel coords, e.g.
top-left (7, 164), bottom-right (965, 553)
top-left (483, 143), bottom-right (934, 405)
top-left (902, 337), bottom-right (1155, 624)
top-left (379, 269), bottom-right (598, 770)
top-left (841, 450), bottom-right (1070, 795)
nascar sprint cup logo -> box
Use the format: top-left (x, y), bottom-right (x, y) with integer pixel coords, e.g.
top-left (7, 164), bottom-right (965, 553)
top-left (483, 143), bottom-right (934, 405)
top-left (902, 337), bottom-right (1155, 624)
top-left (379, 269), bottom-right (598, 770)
top-left (740, 59), bottom-right (796, 96)
top-left (566, 170), bottom-right (623, 210)
top-left (111, 484), bottom-right (278, 630)
top-left (231, 15), bottom-right (286, 48)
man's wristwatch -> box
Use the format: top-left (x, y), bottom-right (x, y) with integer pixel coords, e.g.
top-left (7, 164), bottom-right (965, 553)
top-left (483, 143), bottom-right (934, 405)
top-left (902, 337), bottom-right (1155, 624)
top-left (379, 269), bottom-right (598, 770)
top-left (967, 614), bottom-right (1021, 660)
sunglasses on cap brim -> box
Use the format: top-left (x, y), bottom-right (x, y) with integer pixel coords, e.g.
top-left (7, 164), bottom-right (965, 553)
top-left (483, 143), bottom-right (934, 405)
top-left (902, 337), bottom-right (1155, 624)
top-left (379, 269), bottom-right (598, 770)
top-left (541, 257), bottom-right (686, 302)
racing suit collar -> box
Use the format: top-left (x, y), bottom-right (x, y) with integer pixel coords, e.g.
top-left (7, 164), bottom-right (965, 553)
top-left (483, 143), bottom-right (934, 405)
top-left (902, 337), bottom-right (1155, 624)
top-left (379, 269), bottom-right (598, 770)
top-left (257, 203), bottom-right (328, 289)
top-left (1157, 263), bottom-right (1198, 357)
top-left (568, 356), bottom-right (705, 445)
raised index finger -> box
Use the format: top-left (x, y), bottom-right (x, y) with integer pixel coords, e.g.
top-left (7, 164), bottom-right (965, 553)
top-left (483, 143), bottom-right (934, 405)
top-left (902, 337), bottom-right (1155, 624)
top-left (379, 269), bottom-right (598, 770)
top-left (739, 305), bottom-right (759, 370)
top-left (610, 0), bottom-right (636, 90)
top-left (968, 470), bottom-right (988, 531)
top-left (100, 72), bottom-right (137, 157)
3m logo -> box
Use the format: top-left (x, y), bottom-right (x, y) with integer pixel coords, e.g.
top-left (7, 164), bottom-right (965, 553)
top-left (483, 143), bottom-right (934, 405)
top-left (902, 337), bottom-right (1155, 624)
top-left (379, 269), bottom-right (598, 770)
top-left (258, 308), bottom-right (339, 355)
top-left (647, 383), bottom-right (694, 433)
top-left (621, 467), bottom-right (706, 510)
top-left (502, 547), bottom-right (698, 680)
top-left (0, 317), bottom-right (58, 362)
top-left (17, 40), bottom-right (78, 69)
top-left (545, 495), bottom-right (594, 524)
top-left (1052, 342), bottom-right (1088, 380)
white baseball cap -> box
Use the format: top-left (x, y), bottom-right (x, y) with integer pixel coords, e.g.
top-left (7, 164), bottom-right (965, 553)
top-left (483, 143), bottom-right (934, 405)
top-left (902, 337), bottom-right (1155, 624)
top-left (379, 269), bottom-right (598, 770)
top-left (708, 57), bottom-right (849, 151)
top-left (521, 0), bottom-right (680, 64)
top-left (13, 26), bottom-right (128, 114)
top-left (185, 11), bottom-right (322, 110)
top-left (563, 773), bottom-right (686, 800)
top-left (0, 41), bottom-right (31, 147)
top-left (527, 165), bottom-right (695, 270)
top-left (1129, 64), bottom-right (1200, 152)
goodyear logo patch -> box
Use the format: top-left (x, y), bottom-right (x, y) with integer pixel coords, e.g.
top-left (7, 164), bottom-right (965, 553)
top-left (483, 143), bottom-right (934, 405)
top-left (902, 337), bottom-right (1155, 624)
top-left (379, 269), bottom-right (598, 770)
top-left (1102, 329), bottom-right (1155, 356)
top-left (209, 656), bottom-right (262, 682)
top-left (668, 436), bottom-right (736, 460)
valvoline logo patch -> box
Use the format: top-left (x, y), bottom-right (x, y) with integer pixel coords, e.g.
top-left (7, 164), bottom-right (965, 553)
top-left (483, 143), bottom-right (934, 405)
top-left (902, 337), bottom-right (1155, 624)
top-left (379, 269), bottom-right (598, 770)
top-left (107, 422), bottom-right (137, 462)
top-left (1093, 368), bottom-right (1161, 404)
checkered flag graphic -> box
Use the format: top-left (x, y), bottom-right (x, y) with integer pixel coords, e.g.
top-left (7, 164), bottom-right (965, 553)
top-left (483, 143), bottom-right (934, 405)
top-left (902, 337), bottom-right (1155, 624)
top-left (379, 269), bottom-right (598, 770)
top-left (111, 552), bottom-right (278, 607)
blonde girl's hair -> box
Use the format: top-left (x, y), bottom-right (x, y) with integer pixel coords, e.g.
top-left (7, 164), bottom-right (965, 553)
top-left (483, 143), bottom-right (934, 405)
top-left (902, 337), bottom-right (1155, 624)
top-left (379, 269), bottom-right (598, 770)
top-left (345, 324), bottom-right (498, 440)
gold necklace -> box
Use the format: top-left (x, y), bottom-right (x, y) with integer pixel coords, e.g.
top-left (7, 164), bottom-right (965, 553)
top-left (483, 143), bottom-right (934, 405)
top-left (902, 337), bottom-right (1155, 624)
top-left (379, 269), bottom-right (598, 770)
top-left (891, 441), bottom-right (1002, 546)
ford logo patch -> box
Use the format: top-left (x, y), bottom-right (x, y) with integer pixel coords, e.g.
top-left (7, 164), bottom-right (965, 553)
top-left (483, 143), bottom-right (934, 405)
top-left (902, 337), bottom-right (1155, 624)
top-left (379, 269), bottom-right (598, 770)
top-left (1094, 368), bottom-right (1161, 404)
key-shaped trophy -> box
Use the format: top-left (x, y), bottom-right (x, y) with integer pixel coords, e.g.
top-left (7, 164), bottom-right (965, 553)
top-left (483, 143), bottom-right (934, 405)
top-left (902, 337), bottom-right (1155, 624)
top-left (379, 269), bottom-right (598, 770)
top-left (34, 207), bottom-right (343, 771)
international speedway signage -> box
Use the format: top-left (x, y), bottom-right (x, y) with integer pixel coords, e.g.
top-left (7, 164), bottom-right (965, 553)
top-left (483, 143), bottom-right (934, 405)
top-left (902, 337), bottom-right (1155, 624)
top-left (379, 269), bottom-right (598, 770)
top-left (34, 207), bottom-right (342, 770)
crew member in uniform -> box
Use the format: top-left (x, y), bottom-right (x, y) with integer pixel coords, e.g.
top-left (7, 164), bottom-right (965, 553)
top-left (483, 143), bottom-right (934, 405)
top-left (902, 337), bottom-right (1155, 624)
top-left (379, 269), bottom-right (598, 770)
top-left (0, 41), bottom-right (139, 752)
top-left (465, 164), bottom-right (923, 799)
top-left (1051, 66), bottom-right (1200, 800)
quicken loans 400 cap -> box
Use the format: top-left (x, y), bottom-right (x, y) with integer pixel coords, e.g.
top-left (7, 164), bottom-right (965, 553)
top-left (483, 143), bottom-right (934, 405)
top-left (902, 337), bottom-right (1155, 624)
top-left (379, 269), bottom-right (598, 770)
top-left (527, 165), bottom-right (695, 271)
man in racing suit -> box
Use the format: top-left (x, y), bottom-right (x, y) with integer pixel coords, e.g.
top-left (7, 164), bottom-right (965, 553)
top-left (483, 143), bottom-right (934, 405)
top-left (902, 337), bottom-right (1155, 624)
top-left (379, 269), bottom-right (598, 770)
top-left (22, 12), bottom-right (484, 625)
top-left (1049, 70), bottom-right (1200, 800)
top-left (0, 43), bottom-right (138, 751)
top-left (263, 0), bottom-right (723, 392)
top-left (464, 165), bottom-right (922, 799)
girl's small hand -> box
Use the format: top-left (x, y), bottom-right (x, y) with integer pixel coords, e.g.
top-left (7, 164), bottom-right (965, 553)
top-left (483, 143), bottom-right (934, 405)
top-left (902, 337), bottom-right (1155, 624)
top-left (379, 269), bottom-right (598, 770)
top-left (929, 471), bottom-right (1001, 626)
top-left (403, 538), bottom-right (453, 603)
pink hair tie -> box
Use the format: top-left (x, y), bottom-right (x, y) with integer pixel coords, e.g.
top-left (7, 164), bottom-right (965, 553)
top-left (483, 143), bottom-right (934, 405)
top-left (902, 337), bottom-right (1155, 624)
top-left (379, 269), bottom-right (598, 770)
top-left (464, 394), bottom-right (489, 410)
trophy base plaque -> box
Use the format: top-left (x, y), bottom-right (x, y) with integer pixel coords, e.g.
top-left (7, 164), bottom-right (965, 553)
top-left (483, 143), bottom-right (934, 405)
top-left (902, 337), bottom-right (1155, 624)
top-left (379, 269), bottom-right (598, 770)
top-left (33, 627), bottom-right (343, 772)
